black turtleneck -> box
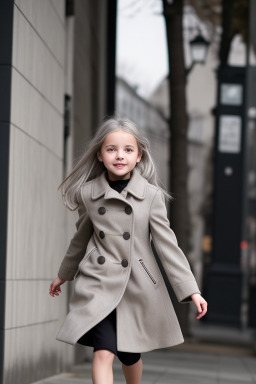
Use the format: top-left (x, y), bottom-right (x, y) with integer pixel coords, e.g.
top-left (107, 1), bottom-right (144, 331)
top-left (106, 173), bottom-right (131, 194)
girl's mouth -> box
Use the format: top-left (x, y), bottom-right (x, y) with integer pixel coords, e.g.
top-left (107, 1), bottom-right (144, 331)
top-left (114, 164), bottom-right (126, 169)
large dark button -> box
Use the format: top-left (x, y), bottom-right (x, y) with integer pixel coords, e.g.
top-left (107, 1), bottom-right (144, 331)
top-left (123, 232), bottom-right (130, 240)
top-left (98, 207), bottom-right (106, 215)
top-left (97, 255), bottom-right (105, 264)
top-left (99, 231), bottom-right (105, 239)
top-left (121, 259), bottom-right (128, 268)
top-left (125, 205), bottom-right (132, 215)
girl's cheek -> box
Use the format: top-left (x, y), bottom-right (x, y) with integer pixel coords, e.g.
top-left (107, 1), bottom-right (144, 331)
top-left (106, 153), bottom-right (113, 159)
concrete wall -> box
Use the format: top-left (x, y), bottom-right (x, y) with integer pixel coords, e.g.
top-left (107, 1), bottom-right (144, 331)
top-left (1, 1), bottom-right (110, 382)
top-left (3, 2), bottom-right (72, 383)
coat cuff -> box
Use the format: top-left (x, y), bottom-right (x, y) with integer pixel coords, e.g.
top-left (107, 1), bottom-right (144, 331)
top-left (172, 279), bottom-right (201, 304)
top-left (58, 265), bottom-right (78, 281)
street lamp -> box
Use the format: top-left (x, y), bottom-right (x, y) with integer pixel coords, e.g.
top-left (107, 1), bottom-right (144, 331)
top-left (186, 34), bottom-right (210, 75)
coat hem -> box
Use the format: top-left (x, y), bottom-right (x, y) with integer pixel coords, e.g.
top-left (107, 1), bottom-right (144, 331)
top-left (56, 297), bottom-right (121, 346)
top-left (56, 260), bottom-right (134, 346)
top-left (115, 337), bottom-right (185, 353)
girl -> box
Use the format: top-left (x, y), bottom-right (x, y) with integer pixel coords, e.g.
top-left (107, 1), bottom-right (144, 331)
top-left (49, 117), bottom-right (207, 384)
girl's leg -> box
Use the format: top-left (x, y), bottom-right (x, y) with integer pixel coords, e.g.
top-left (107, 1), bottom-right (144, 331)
top-left (92, 349), bottom-right (115, 384)
top-left (121, 357), bottom-right (143, 384)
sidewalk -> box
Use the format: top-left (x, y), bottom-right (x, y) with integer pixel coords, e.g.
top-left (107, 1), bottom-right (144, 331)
top-left (190, 322), bottom-right (256, 349)
top-left (33, 341), bottom-right (256, 384)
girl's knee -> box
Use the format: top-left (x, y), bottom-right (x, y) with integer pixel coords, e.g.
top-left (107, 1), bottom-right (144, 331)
top-left (94, 349), bottom-right (115, 363)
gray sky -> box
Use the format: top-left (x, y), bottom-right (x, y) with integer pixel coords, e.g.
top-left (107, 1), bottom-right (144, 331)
top-left (116, 1), bottom-right (220, 100)
top-left (116, 0), bottom-right (168, 99)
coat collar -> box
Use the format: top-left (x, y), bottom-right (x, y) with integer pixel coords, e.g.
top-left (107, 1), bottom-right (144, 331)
top-left (91, 167), bottom-right (147, 200)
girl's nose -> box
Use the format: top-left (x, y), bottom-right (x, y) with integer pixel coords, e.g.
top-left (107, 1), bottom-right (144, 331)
top-left (116, 151), bottom-right (124, 159)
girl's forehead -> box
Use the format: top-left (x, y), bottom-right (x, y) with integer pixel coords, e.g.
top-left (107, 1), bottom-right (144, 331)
top-left (103, 130), bottom-right (137, 145)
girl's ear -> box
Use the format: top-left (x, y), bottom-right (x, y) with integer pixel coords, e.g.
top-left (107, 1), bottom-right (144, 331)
top-left (97, 151), bottom-right (102, 162)
top-left (137, 149), bottom-right (143, 162)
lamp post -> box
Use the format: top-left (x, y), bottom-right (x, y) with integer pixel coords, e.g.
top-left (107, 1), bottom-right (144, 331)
top-left (186, 33), bottom-right (210, 75)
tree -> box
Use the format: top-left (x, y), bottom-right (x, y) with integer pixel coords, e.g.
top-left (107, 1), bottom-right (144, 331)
top-left (162, 0), bottom-right (190, 335)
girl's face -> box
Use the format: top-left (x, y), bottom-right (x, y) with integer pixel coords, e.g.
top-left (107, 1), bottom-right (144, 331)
top-left (97, 129), bottom-right (142, 181)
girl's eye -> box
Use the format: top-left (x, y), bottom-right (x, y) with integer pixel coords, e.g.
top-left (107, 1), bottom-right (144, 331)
top-left (107, 148), bottom-right (133, 152)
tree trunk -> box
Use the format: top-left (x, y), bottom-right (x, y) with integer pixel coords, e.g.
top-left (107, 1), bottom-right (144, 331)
top-left (162, 0), bottom-right (189, 336)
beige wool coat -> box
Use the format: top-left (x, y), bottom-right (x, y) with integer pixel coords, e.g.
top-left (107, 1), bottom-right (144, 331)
top-left (56, 167), bottom-right (201, 353)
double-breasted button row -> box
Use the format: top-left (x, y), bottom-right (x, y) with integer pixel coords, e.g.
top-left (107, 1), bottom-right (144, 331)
top-left (97, 256), bottom-right (128, 267)
top-left (99, 230), bottom-right (130, 240)
top-left (98, 205), bottom-right (132, 215)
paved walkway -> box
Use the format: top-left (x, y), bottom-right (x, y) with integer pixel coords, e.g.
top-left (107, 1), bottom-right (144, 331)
top-left (33, 342), bottom-right (256, 384)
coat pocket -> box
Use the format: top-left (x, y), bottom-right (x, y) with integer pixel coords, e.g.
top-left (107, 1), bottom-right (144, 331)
top-left (137, 258), bottom-right (159, 288)
top-left (80, 246), bottom-right (97, 266)
top-left (74, 246), bottom-right (97, 279)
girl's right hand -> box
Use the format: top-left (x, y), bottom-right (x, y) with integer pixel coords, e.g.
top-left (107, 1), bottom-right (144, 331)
top-left (49, 276), bottom-right (66, 297)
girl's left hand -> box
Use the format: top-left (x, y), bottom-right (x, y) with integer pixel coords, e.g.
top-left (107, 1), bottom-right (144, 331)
top-left (191, 293), bottom-right (208, 319)
top-left (49, 276), bottom-right (66, 297)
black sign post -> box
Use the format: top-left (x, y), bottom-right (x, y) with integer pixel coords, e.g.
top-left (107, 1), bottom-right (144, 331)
top-left (206, 66), bottom-right (247, 327)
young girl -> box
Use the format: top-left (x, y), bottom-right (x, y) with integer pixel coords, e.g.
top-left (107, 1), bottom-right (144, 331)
top-left (49, 117), bottom-right (207, 384)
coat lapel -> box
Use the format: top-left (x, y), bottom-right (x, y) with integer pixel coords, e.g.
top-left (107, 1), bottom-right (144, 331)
top-left (91, 167), bottom-right (147, 202)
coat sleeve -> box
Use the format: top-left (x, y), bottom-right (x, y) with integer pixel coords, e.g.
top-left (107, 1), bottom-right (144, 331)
top-left (57, 194), bottom-right (94, 281)
top-left (149, 188), bottom-right (201, 304)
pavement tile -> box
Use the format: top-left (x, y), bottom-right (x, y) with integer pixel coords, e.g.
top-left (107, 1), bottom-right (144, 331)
top-left (32, 344), bottom-right (256, 384)
top-left (218, 380), bottom-right (254, 384)
top-left (155, 373), bottom-right (217, 384)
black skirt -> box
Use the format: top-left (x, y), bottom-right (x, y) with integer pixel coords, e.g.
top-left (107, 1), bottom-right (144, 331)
top-left (77, 307), bottom-right (141, 366)
top-left (77, 308), bottom-right (117, 353)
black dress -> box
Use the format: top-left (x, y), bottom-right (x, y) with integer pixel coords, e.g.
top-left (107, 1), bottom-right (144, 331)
top-left (77, 175), bottom-right (141, 366)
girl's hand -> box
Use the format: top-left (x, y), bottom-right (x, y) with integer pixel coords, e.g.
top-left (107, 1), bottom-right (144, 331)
top-left (49, 276), bottom-right (66, 297)
top-left (191, 293), bottom-right (208, 319)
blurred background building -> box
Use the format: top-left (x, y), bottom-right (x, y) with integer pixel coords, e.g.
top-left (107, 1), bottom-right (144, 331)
top-left (115, 76), bottom-right (169, 185)
top-left (0, 0), bottom-right (256, 383)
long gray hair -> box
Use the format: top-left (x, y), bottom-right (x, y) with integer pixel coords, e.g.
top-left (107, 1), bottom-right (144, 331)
top-left (58, 116), bottom-right (174, 210)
